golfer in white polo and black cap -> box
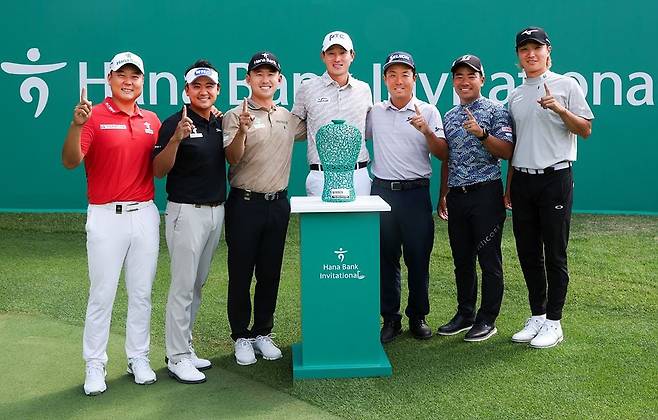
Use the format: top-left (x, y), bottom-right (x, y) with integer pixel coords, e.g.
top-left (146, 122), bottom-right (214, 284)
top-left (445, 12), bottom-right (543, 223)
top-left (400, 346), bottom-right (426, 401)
top-left (292, 30), bottom-right (373, 196)
top-left (506, 26), bottom-right (594, 349)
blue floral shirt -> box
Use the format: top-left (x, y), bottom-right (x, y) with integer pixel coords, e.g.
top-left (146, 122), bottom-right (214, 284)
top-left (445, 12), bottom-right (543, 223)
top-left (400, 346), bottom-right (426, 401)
top-left (443, 97), bottom-right (513, 187)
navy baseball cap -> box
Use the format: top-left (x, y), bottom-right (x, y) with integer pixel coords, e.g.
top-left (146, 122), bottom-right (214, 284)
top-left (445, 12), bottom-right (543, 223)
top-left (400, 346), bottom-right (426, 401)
top-left (383, 51), bottom-right (416, 73)
top-left (247, 51), bottom-right (281, 72)
top-left (516, 27), bottom-right (551, 48)
top-left (451, 54), bottom-right (485, 77)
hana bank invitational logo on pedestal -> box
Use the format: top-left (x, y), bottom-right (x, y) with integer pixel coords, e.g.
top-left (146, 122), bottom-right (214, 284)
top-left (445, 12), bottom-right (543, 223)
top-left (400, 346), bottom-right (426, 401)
top-left (319, 247), bottom-right (366, 280)
top-left (1, 48), bottom-right (67, 118)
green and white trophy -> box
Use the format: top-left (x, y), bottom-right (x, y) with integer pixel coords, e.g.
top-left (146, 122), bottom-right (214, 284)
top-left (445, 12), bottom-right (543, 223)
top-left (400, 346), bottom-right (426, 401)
top-left (316, 120), bottom-right (361, 202)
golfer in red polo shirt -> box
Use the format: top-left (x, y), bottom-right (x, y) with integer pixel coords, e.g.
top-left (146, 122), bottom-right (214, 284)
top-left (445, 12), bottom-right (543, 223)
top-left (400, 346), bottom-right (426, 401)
top-left (62, 51), bottom-right (161, 396)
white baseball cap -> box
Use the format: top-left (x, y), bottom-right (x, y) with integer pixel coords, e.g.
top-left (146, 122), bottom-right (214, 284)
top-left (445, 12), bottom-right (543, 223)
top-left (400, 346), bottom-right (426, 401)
top-left (322, 31), bottom-right (354, 52)
top-left (109, 51), bottom-right (144, 74)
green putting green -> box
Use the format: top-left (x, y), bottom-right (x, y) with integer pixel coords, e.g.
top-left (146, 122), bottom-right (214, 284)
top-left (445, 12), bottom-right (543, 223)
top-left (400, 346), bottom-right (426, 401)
top-left (0, 313), bottom-right (337, 419)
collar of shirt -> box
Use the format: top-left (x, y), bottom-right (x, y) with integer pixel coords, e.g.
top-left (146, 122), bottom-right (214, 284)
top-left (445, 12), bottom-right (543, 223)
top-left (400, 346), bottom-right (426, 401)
top-left (524, 70), bottom-right (554, 86)
top-left (246, 97), bottom-right (277, 113)
top-left (184, 104), bottom-right (218, 127)
top-left (103, 97), bottom-right (143, 117)
top-left (321, 71), bottom-right (353, 89)
top-left (458, 96), bottom-right (485, 112)
top-left (384, 96), bottom-right (418, 112)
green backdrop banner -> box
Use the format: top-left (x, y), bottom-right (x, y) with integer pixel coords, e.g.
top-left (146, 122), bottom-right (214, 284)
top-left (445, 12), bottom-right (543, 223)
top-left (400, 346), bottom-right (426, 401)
top-left (1, 0), bottom-right (655, 214)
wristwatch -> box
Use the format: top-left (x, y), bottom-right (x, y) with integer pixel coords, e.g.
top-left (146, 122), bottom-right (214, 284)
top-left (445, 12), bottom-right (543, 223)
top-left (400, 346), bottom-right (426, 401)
top-left (477, 127), bottom-right (488, 141)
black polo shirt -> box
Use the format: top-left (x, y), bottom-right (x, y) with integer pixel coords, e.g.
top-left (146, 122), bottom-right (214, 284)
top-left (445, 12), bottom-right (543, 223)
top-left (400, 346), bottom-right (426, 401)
top-left (153, 105), bottom-right (226, 204)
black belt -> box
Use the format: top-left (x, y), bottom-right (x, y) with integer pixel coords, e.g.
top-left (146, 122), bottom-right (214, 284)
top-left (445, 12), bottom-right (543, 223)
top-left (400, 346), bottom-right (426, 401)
top-left (310, 161), bottom-right (368, 171)
top-left (231, 188), bottom-right (287, 201)
top-left (372, 177), bottom-right (430, 191)
top-left (449, 179), bottom-right (498, 194)
top-left (193, 201), bottom-right (223, 208)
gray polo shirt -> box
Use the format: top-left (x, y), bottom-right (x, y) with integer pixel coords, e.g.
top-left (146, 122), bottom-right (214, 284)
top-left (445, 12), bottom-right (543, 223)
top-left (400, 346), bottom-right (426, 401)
top-left (366, 97), bottom-right (444, 180)
top-left (509, 70), bottom-right (594, 169)
top-left (291, 72), bottom-right (372, 165)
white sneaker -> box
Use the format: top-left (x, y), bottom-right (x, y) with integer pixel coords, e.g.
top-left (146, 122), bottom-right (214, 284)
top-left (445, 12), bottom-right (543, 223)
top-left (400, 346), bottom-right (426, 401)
top-left (84, 362), bottom-right (107, 396)
top-left (127, 357), bottom-right (157, 385)
top-left (253, 335), bottom-right (283, 361)
top-left (511, 315), bottom-right (546, 343)
top-left (167, 358), bottom-right (206, 384)
top-left (234, 338), bottom-right (256, 366)
top-left (530, 320), bottom-right (564, 349)
top-left (189, 344), bottom-right (212, 371)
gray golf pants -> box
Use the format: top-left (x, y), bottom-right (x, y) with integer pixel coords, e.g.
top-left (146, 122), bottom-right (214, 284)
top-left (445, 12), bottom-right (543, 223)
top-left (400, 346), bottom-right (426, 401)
top-left (165, 201), bottom-right (224, 363)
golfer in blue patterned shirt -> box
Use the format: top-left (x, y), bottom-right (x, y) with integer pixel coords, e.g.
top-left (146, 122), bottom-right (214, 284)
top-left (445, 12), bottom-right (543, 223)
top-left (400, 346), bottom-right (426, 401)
top-left (436, 54), bottom-right (514, 342)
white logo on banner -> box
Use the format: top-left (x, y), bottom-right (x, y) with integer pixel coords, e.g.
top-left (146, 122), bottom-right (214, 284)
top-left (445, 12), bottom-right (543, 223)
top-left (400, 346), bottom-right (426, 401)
top-left (1, 48), bottom-right (67, 118)
top-left (334, 247), bottom-right (347, 262)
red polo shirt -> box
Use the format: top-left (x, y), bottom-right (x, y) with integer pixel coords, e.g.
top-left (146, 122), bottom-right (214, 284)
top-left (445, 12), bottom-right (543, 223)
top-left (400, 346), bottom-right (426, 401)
top-left (80, 97), bottom-right (161, 204)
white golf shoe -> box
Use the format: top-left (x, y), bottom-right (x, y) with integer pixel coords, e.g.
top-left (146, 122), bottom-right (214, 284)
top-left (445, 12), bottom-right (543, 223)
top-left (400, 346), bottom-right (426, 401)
top-left (167, 358), bottom-right (206, 384)
top-left (253, 335), bottom-right (283, 361)
top-left (127, 357), bottom-right (157, 385)
top-left (189, 344), bottom-right (212, 371)
top-left (530, 320), bottom-right (564, 349)
top-left (84, 362), bottom-right (107, 396)
top-left (511, 315), bottom-right (546, 343)
top-left (234, 338), bottom-right (257, 366)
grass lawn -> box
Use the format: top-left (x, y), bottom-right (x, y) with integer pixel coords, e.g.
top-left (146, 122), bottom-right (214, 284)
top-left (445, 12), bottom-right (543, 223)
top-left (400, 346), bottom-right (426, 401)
top-left (0, 212), bottom-right (656, 419)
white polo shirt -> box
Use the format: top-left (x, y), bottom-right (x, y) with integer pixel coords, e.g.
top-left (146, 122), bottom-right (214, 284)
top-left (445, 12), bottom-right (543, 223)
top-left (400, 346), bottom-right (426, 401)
top-left (509, 70), bottom-right (594, 169)
top-left (366, 97), bottom-right (444, 180)
top-left (291, 72), bottom-right (372, 165)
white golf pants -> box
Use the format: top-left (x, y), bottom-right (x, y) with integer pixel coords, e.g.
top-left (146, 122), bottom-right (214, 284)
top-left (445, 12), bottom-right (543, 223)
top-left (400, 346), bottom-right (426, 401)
top-left (82, 201), bottom-right (160, 365)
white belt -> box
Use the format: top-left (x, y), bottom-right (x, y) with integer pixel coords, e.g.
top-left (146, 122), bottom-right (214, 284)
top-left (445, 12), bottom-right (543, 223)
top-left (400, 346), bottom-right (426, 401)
top-left (91, 200), bottom-right (153, 214)
top-left (514, 161), bottom-right (572, 175)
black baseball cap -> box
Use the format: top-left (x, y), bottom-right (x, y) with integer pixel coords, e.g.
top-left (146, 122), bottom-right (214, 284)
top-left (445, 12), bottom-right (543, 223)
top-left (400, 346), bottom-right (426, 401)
top-left (247, 51), bottom-right (281, 72)
top-left (383, 51), bottom-right (416, 73)
top-left (450, 54), bottom-right (485, 77)
top-left (516, 27), bottom-right (551, 48)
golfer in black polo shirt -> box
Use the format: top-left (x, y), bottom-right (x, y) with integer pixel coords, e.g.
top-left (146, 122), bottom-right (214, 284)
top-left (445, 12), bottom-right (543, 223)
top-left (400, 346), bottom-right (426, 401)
top-left (153, 59), bottom-right (226, 383)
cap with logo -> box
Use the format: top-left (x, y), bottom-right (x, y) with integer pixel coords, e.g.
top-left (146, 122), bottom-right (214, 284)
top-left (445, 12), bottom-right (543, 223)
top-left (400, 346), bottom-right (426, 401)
top-left (516, 27), bottom-right (551, 48)
top-left (321, 31), bottom-right (354, 52)
top-left (383, 51), bottom-right (415, 73)
top-left (109, 51), bottom-right (144, 74)
top-left (450, 54), bottom-right (485, 77)
top-left (184, 67), bottom-right (219, 84)
top-left (247, 51), bottom-right (281, 72)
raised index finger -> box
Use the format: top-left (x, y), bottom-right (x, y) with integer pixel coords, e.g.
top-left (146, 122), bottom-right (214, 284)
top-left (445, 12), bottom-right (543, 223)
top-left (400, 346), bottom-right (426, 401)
top-left (414, 104), bottom-right (421, 116)
top-left (80, 87), bottom-right (87, 102)
top-left (181, 105), bottom-right (187, 120)
top-left (544, 83), bottom-right (551, 96)
top-left (465, 108), bottom-right (476, 121)
top-left (242, 98), bottom-right (248, 113)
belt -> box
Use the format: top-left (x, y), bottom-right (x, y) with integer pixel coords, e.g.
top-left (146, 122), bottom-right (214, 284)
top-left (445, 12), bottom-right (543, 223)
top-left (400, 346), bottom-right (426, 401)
top-left (372, 177), bottom-right (430, 191)
top-left (449, 179), bottom-right (498, 194)
top-left (310, 161), bottom-right (368, 171)
top-left (193, 201), bottom-right (223, 208)
top-left (231, 188), bottom-right (287, 201)
top-left (92, 200), bottom-right (152, 214)
top-left (514, 161), bottom-right (572, 175)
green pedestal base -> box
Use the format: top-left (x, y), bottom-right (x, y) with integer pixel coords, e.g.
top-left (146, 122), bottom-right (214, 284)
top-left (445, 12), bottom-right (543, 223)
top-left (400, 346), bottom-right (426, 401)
top-left (292, 342), bottom-right (392, 380)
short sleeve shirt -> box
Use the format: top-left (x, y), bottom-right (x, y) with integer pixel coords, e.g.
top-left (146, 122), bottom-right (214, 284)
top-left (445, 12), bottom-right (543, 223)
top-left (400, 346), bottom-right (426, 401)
top-left (508, 70), bottom-right (594, 169)
top-left (366, 97), bottom-right (444, 180)
top-left (223, 99), bottom-right (304, 192)
top-left (291, 72), bottom-right (372, 165)
top-left (80, 97), bottom-right (161, 204)
top-left (153, 105), bottom-right (226, 204)
top-left (443, 97), bottom-right (514, 187)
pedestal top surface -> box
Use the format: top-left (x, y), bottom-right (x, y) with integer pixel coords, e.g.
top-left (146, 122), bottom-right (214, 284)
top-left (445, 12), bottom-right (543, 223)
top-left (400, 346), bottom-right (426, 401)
top-left (290, 195), bottom-right (391, 213)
